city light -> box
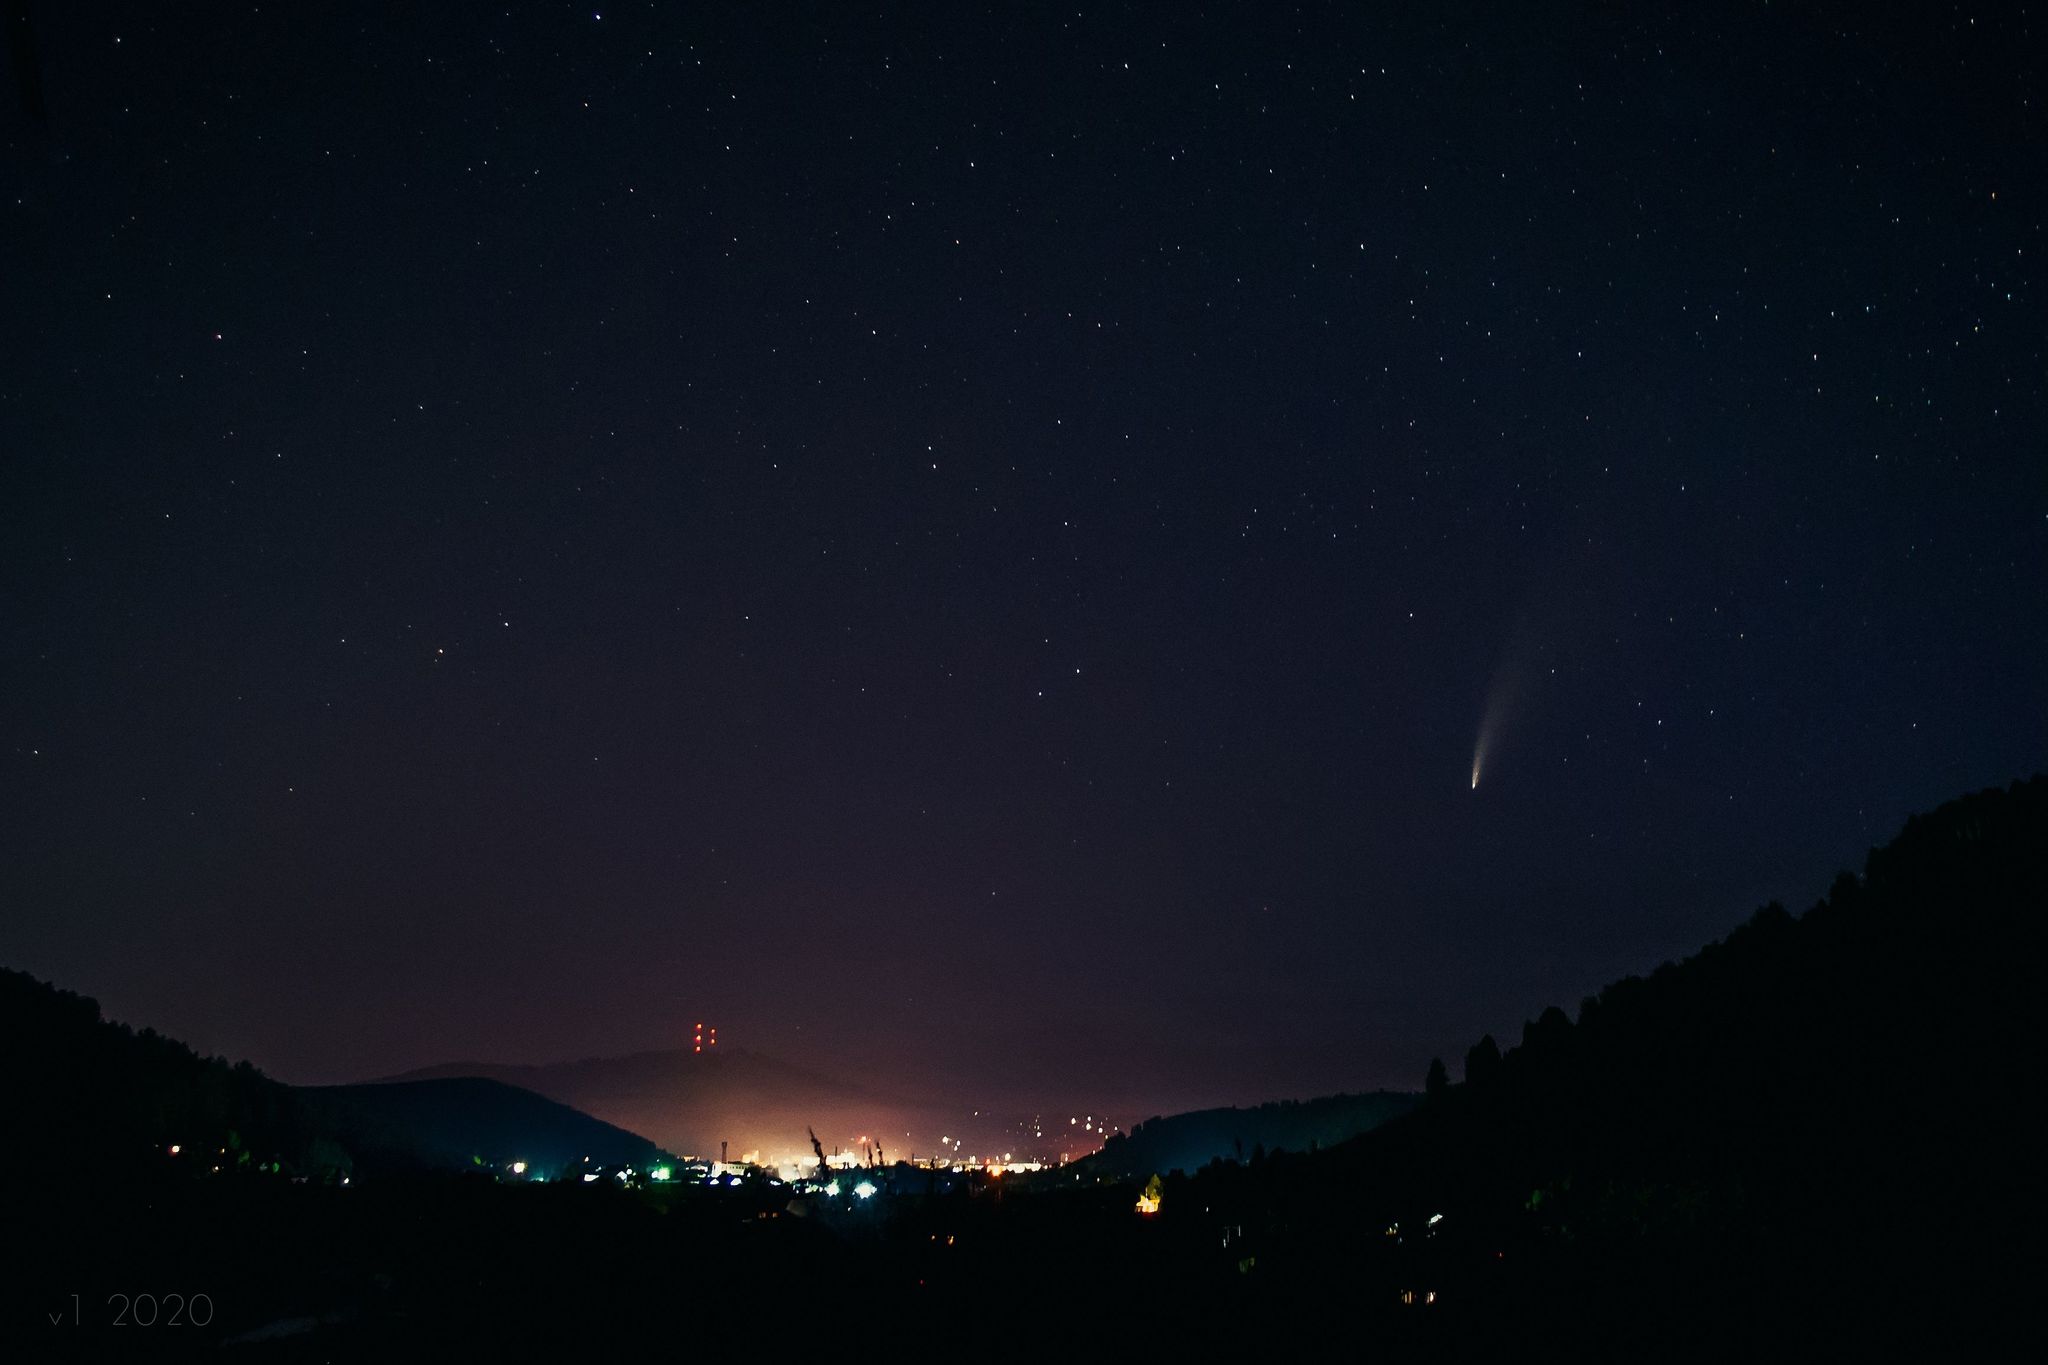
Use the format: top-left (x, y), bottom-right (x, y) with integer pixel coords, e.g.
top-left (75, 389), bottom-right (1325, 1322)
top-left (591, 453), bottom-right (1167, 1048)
top-left (853, 1181), bottom-right (877, 1200)
top-left (650, 1166), bottom-right (671, 1182)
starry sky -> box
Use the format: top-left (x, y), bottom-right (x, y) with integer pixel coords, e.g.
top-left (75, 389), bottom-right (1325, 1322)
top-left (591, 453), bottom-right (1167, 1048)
top-left (3, 2), bottom-right (2042, 1117)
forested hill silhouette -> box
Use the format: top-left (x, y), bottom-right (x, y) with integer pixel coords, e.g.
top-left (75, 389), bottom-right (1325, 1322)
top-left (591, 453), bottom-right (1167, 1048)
top-left (0, 969), bottom-right (667, 1180)
top-left (1090, 1091), bottom-right (1419, 1177)
top-left (1397, 775), bottom-right (2041, 1207)
top-left (1168, 777), bottom-right (2045, 1352)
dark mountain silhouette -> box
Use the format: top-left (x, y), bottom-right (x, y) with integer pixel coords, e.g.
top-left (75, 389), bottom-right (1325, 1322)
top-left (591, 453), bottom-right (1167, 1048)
top-left (1088, 1090), bottom-right (1420, 1177)
top-left (0, 968), bottom-right (666, 1180)
top-left (381, 1047), bottom-right (921, 1162)
top-left (8, 780), bottom-right (2042, 1356)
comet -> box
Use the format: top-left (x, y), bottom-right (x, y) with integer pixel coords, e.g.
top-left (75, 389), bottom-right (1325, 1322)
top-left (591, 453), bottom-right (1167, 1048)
top-left (1470, 704), bottom-right (1500, 791)
top-left (1470, 627), bottom-right (1526, 792)
top-left (1471, 557), bottom-right (1578, 791)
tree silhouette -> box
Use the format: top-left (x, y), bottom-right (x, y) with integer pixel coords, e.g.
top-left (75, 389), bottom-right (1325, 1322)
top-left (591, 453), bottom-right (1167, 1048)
top-left (1464, 1033), bottom-right (1502, 1086)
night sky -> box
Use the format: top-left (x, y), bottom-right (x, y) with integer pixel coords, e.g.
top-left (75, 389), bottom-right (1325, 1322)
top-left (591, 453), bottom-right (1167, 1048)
top-left (3, 2), bottom-right (2042, 1120)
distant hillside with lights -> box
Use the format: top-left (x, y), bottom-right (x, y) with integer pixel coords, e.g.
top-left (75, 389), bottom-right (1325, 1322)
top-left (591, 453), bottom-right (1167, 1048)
top-left (1087, 1091), bottom-right (1421, 1177)
top-left (297, 1079), bottom-right (667, 1178)
top-left (380, 1046), bottom-right (932, 1166)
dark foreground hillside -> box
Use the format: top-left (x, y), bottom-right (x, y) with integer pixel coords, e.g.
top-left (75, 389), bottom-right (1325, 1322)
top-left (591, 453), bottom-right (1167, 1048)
top-left (0, 970), bottom-right (667, 1184)
top-left (3, 779), bottom-right (2042, 1358)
